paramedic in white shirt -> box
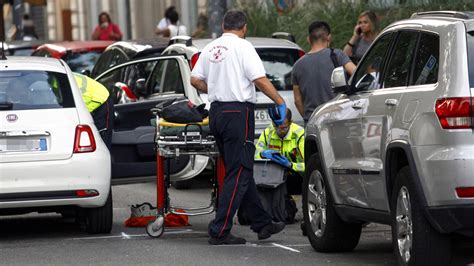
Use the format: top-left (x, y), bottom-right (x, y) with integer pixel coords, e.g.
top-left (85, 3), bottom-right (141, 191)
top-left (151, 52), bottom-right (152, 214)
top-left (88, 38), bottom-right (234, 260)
top-left (191, 9), bottom-right (287, 246)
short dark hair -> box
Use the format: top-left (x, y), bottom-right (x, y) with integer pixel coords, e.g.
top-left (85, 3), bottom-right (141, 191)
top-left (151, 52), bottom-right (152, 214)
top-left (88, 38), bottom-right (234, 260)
top-left (308, 20), bottom-right (331, 43)
top-left (223, 10), bottom-right (247, 31)
top-left (168, 10), bottom-right (179, 24)
top-left (165, 6), bottom-right (176, 19)
top-left (285, 108), bottom-right (292, 122)
top-left (272, 108), bottom-right (292, 124)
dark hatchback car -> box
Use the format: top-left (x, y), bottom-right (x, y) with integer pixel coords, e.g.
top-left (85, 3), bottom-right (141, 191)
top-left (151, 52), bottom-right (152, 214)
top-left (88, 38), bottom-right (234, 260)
top-left (32, 40), bottom-right (114, 74)
top-left (90, 38), bottom-right (169, 79)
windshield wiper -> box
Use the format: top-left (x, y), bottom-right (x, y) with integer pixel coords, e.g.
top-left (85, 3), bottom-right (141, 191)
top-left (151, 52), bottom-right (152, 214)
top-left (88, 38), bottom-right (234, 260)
top-left (0, 102), bottom-right (13, 110)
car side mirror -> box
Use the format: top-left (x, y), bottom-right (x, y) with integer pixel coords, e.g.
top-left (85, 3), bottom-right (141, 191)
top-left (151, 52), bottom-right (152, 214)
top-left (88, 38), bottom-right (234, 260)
top-left (135, 78), bottom-right (147, 97)
top-left (81, 69), bottom-right (91, 77)
top-left (331, 66), bottom-right (349, 94)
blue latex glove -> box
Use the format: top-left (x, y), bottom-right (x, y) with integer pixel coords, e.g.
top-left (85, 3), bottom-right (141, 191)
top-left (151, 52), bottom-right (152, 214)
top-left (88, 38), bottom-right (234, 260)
top-left (261, 149), bottom-right (278, 159)
top-left (272, 153), bottom-right (291, 168)
top-left (268, 103), bottom-right (287, 126)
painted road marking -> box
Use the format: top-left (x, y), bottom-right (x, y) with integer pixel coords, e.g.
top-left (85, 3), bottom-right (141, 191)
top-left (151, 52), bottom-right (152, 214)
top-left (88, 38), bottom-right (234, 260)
top-left (215, 242), bottom-right (310, 250)
top-left (272, 243), bottom-right (301, 253)
top-left (71, 229), bottom-right (202, 240)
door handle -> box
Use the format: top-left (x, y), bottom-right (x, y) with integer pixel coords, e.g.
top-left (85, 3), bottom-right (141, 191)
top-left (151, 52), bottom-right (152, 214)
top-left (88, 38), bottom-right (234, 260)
top-left (352, 102), bottom-right (364, 110)
top-left (385, 99), bottom-right (398, 106)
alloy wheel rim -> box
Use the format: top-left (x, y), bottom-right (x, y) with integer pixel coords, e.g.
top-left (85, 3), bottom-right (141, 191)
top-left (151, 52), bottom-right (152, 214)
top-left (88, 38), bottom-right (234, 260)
top-left (396, 186), bottom-right (413, 263)
top-left (307, 170), bottom-right (327, 238)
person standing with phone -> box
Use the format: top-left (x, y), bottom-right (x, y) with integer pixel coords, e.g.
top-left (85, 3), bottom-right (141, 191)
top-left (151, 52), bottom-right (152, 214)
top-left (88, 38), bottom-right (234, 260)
top-left (92, 12), bottom-right (122, 41)
top-left (343, 10), bottom-right (379, 64)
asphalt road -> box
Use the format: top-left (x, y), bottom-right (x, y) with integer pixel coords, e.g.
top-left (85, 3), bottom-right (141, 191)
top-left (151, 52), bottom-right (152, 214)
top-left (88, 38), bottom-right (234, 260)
top-left (1, 175), bottom-right (473, 265)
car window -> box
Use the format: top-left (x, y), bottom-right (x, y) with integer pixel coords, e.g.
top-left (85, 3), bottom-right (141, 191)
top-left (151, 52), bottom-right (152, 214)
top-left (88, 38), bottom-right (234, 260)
top-left (353, 33), bottom-right (394, 92)
top-left (256, 48), bottom-right (300, 91)
top-left (149, 59), bottom-right (184, 95)
top-left (64, 51), bottom-right (102, 73)
top-left (92, 49), bottom-right (128, 78)
top-left (410, 32), bottom-right (439, 86)
top-left (9, 48), bottom-right (34, 56)
top-left (97, 61), bottom-right (157, 102)
top-left (0, 70), bottom-right (75, 110)
top-left (32, 49), bottom-right (52, 57)
top-left (382, 31), bottom-right (419, 88)
top-left (468, 32), bottom-right (474, 88)
top-left (91, 50), bottom-right (112, 78)
top-left (109, 50), bottom-right (128, 69)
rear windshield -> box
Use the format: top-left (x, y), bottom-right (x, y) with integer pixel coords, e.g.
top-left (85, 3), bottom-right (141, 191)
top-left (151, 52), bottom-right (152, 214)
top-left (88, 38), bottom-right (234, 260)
top-left (257, 48), bottom-right (301, 91)
top-left (0, 71), bottom-right (75, 111)
top-left (468, 32), bottom-right (474, 88)
top-left (65, 51), bottom-right (102, 73)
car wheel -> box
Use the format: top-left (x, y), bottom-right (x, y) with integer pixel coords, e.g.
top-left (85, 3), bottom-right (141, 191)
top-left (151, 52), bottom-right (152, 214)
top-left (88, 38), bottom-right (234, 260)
top-left (172, 179), bottom-right (194, 190)
top-left (391, 166), bottom-right (451, 265)
top-left (84, 188), bottom-right (113, 234)
top-left (303, 153), bottom-right (361, 252)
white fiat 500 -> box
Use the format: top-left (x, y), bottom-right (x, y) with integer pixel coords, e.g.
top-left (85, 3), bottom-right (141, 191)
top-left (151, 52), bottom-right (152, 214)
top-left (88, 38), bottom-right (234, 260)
top-left (0, 56), bottom-right (112, 234)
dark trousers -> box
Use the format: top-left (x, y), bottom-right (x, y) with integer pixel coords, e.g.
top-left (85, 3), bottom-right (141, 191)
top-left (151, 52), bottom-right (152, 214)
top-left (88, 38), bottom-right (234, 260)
top-left (208, 101), bottom-right (272, 239)
top-left (91, 97), bottom-right (114, 150)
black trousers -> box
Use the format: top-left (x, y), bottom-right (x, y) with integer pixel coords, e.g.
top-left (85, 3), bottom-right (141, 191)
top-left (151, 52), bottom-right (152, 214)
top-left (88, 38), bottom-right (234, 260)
top-left (208, 101), bottom-right (272, 239)
top-left (91, 97), bottom-right (114, 151)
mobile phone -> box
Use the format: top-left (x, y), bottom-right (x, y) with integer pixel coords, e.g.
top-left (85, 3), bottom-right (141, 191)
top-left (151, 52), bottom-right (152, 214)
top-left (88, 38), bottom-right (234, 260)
top-left (356, 27), bottom-right (362, 35)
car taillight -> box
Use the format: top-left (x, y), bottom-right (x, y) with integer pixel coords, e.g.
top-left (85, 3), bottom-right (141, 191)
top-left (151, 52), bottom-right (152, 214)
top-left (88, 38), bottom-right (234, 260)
top-left (456, 187), bottom-right (474, 198)
top-left (190, 53), bottom-right (200, 70)
top-left (435, 97), bottom-right (473, 129)
top-left (74, 125), bottom-right (96, 153)
top-left (298, 50), bottom-right (305, 58)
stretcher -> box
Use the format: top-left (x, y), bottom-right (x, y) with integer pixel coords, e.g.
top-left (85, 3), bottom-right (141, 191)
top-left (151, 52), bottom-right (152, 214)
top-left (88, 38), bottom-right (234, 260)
top-left (145, 110), bottom-right (224, 238)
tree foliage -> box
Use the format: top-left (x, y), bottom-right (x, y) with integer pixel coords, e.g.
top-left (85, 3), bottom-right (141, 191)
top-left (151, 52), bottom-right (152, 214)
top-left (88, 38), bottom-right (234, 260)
top-left (233, 0), bottom-right (474, 51)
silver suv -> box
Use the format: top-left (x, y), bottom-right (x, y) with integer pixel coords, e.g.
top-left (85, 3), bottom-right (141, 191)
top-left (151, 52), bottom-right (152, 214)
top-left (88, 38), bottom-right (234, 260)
top-left (162, 34), bottom-right (305, 136)
top-left (303, 11), bottom-right (474, 265)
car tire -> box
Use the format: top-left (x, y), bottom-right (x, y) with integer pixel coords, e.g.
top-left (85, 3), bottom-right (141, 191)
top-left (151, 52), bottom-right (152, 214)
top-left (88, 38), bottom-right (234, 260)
top-left (303, 153), bottom-right (362, 252)
top-left (84, 188), bottom-right (113, 234)
top-left (391, 166), bottom-right (451, 265)
top-left (172, 179), bottom-right (194, 190)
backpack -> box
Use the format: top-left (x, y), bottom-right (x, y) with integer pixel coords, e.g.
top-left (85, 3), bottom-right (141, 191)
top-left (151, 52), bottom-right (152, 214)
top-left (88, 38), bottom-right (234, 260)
top-left (154, 98), bottom-right (208, 124)
top-left (330, 48), bottom-right (339, 68)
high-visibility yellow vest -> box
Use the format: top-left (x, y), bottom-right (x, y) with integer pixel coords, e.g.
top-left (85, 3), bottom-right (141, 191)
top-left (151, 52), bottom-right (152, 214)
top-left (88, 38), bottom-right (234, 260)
top-left (73, 73), bottom-right (109, 112)
top-left (255, 123), bottom-right (305, 173)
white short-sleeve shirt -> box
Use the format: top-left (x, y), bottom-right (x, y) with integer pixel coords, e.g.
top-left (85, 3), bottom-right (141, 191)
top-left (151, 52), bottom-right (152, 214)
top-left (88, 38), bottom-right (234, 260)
top-left (191, 33), bottom-right (266, 103)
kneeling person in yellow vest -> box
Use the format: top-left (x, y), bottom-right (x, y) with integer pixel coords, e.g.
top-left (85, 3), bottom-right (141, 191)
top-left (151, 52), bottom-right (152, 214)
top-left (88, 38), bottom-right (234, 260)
top-left (256, 108), bottom-right (305, 187)
top-left (73, 73), bottom-right (114, 150)
top-left (256, 108), bottom-right (304, 223)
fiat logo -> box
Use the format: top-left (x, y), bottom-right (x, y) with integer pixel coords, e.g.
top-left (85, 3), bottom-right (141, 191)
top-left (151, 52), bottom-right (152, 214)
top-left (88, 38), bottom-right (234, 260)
top-left (6, 114), bottom-right (18, 123)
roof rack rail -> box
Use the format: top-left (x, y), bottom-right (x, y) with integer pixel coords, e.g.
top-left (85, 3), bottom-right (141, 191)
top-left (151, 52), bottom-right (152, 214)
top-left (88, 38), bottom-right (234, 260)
top-left (271, 32), bottom-right (296, 43)
top-left (411, 11), bottom-right (474, 20)
top-left (168, 36), bottom-right (192, 46)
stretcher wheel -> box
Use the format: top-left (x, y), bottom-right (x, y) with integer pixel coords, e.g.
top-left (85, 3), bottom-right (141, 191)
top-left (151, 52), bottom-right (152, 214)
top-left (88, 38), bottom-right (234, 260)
top-left (146, 215), bottom-right (165, 238)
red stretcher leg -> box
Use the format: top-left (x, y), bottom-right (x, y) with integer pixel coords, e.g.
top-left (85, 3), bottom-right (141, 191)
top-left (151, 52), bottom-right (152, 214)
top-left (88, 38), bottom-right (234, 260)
top-left (156, 154), bottom-right (165, 210)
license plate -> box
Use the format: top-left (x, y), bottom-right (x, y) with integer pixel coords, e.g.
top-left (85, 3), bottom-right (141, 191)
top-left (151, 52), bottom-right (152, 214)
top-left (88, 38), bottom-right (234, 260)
top-left (255, 109), bottom-right (271, 123)
top-left (0, 138), bottom-right (47, 152)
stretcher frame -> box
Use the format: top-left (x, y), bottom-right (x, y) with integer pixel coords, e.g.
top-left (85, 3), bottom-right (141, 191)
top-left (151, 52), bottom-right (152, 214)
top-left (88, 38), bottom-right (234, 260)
top-left (146, 111), bottom-right (224, 238)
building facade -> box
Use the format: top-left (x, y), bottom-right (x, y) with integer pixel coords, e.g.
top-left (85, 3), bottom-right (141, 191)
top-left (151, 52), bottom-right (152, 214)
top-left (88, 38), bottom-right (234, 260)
top-left (2, 0), bottom-right (207, 41)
